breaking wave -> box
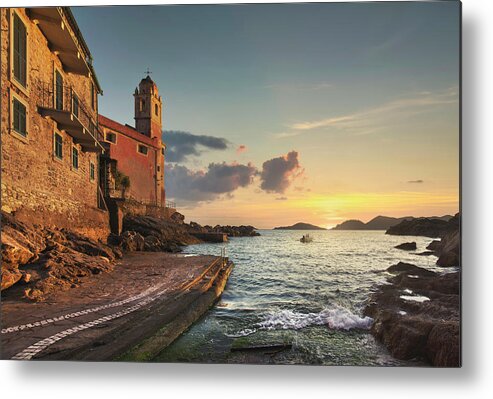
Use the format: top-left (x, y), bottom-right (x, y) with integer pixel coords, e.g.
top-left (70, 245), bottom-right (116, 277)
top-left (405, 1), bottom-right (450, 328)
top-left (228, 306), bottom-right (373, 337)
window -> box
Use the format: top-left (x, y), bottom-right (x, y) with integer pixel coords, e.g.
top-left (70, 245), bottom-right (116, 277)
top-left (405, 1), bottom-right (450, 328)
top-left (157, 165), bottom-right (160, 172)
top-left (55, 70), bottom-right (63, 110)
top-left (106, 132), bottom-right (116, 144)
top-left (12, 97), bottom-right (27, 137)
top-left (91, 82), bottom-right (95, 110)
top-left (72, 147), bottom-right (79, 169)
top-left (161, 147), bottom-right (165, 155)
top-left (90, 162), bottom-right (95, 181)
top-left (138, 144), bottom-right (148, 155)
top-left (155, 103), bottom-right (158, 116)
top-left (72, 92), bottom-right (79, 118)
top-left (139, 99), bottom-right (145, 112)
top-left (13, 12), bottom-right (27, 87)
top-left (54, 132), bottom-right (63, 159)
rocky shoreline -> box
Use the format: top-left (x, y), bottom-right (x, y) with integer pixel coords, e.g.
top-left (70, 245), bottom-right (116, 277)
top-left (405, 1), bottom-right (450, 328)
top-left (365, 213), bottom-right (461, 367)
top-left (1, 210), bottom-right (257, 301)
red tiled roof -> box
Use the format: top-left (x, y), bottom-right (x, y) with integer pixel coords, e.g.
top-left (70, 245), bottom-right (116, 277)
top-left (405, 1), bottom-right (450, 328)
top-left (98, 114), bottom-right (159, 148)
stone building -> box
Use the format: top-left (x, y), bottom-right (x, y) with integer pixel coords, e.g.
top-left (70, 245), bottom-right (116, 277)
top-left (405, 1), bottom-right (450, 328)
top-left (1, 7), bottom-right (108, 240)
top-left (98, 76), bottom-right (166, 208)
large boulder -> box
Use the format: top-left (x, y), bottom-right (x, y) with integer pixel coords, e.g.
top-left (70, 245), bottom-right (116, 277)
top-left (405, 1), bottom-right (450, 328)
top-left (437, 230), bottom-right (460, 267)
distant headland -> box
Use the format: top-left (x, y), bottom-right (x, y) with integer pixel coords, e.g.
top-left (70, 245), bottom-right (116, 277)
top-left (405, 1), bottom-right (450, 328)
top-left (273, 222), bottom-right (327, 230)
top-left (331, 215), bottom-right (453, 231)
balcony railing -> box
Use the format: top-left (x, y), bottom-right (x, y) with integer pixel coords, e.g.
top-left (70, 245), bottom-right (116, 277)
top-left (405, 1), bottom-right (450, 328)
top-left (35, 79), bottom-right (104, 152)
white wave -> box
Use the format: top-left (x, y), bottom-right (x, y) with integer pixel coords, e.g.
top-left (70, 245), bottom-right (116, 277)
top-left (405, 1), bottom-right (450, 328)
top-left (254, 306), bottom-right (373, 332)
top-left (400, 295), bottom-right (430, 303)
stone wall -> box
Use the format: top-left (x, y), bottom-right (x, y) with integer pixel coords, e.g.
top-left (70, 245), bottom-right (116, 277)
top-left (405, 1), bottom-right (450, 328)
top-left (1, 8), bottom-right (109, 241)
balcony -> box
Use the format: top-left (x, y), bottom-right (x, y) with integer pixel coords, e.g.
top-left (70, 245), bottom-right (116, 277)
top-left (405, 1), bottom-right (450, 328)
top-left (28, 8), bottom-right (93, 77)
top-left (35, 80), bottom-right (104, 152)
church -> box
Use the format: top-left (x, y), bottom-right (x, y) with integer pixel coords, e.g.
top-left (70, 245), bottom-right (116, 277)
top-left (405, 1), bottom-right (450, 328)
top-left (99, 75), bottom-right (166, 209)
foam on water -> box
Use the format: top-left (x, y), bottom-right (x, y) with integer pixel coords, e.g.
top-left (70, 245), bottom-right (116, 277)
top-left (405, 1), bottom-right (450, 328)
top-left (400, 295), bottom-right (430, 303)
top-left (230, 306), bottom-right (373, 336)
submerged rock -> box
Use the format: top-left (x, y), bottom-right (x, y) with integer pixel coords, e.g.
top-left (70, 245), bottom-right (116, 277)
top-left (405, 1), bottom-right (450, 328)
top-left (394, 242), bottom-right (417, 250)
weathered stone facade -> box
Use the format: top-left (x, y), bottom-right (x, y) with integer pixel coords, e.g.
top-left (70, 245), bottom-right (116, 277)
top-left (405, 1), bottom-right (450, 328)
top-left (1, 8), bottom-right (108, 240)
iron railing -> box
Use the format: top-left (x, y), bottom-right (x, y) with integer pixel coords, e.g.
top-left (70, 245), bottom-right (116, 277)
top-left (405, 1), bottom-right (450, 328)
top-left (34, 79), bottom-right (103, 143)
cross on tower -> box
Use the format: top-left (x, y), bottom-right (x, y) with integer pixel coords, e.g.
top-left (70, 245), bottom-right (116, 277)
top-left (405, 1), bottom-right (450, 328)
top-left (144, 67), bottom-right (152, 76)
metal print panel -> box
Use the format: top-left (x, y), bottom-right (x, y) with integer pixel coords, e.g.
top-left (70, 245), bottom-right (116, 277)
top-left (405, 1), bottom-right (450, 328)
top-left (1, 2), bottom-right (461, 366)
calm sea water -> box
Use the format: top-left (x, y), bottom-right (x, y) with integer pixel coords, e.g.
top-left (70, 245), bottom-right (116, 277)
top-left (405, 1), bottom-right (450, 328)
top-left (156, 230), bottom-right (443, 366)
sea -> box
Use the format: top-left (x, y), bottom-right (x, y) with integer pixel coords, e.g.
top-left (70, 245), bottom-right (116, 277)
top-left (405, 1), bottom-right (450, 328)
top-left (155, 229), bottom-right (445, 366)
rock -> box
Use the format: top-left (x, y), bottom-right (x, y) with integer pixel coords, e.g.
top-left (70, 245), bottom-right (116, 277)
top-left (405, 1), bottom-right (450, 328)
top-left (416, 251), bottom-right (436, 256)
top-left (1, 233), bottom-right (35, 265)
top-left (120, 231), bottom-right (145, 252)
top-left (436, 230), bottom-right (460, 267)
top-left (21, 272), bottom-right (31, 284)
top-left (437, 251), bottom-right (459, 267)
top-left (386, 216), bottom-right (456, 238)
top-left (387, 262), bottom-right (436, 277)
top-left (122, 214), bottom-right (201, 252)
top-left (170, 211), bottom-right (185, 224)
top-left (395, 242), bottom-right (417, 250)
top-left (426, 322), bottom-right (460, 367)
top-left (365, 268), bottom-right (460, 366)
top-left (144, 235), bottom-right (162, 251)
top-left (188, 221), bottom-right (260, 237)
top-left (61, 230), bottom-right (116, 261)
top-left (426, 240), bottom-right (442, 251)
top-left (1, 269), bottom-right (23, 291)
top-left (1, 211), bottom-right (116, 298)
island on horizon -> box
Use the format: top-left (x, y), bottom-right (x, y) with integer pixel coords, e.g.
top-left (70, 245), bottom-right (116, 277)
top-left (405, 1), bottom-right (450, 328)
top-left (331, 215), bottom-right (453, 231)
top-left (273, 222), bottom-right (327, 230)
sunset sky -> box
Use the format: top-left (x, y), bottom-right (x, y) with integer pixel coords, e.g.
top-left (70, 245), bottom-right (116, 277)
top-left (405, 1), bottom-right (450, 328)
top-left (74, 2), bottom-right (460, 228)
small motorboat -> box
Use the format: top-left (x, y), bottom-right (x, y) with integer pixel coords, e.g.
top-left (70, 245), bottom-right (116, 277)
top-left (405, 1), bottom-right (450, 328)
top-left (300, 234), bottom-right (313, 243)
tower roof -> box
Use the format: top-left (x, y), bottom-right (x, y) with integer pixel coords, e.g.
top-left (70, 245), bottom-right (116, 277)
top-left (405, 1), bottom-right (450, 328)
top-left (141, 75), bottom-right (154, 84)
top-left (138, 74), bottom-right (159, 95)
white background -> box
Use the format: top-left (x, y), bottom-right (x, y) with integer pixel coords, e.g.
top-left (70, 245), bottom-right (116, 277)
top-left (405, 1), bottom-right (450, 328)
top-left (1, 0), bottom-right (492, 397)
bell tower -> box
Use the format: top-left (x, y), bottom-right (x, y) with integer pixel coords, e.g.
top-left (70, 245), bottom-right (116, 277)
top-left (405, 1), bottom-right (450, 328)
top-left (134, 74), bottom-right (163, 140)
top-left (133, 74), bottom-right (166, 207)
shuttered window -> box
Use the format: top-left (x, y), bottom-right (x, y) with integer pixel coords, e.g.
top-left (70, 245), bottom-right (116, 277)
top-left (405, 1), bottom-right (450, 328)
top-left (55, 70), bottom-right (63, 110)
top-left (54, 132), bottom-right (63, 159)
top-left (72, 92), bottom-right (79, 118)
top-left (90, 162), bottom-right (95, 181)
top-left (13, 98), bottom-right (27, 137)
top-left (13, 13), bottom-right (27, 87)
top-left (72, 147), bottom-right (79, 169)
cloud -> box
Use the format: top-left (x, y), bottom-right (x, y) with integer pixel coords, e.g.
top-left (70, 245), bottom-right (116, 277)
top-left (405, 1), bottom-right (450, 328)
top-left (260, 151), bottom-right (303, 194)
top-left (278, 87), bottom-right (458, 138)
top-left (165, 162), bottom-right (258, 203)
top-left (275, 197), bottom-right (288, 201)
top-left (236, 144), bottom-right (248, 154)
top-left (408, 180), bottom-right (424, 184)
top-left (163, 130), bottom-right (229, 162)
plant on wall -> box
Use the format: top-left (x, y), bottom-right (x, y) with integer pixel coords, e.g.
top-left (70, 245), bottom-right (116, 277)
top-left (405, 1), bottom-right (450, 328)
top-left (111, 165), bottom-right (131, 197)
